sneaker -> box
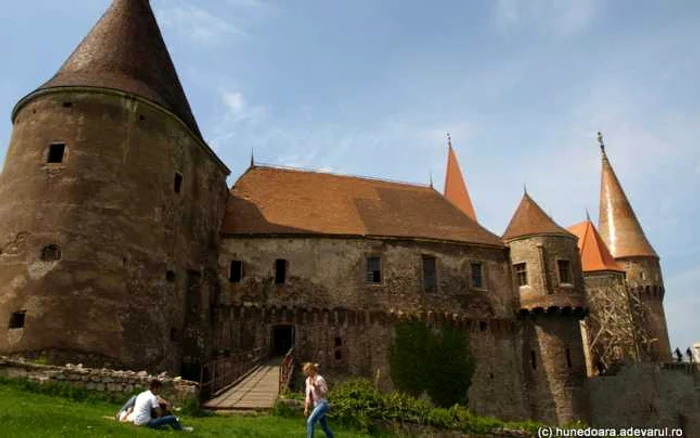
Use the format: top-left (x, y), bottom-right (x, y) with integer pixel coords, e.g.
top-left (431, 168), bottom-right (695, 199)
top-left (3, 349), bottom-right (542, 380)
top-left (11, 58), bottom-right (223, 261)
top-left (183, 426), bottom-right (194, 432)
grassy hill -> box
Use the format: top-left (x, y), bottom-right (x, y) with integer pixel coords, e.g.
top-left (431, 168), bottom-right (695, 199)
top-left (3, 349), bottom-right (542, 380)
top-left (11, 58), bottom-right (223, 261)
top-left (0, 381), bottom-right (399, 438)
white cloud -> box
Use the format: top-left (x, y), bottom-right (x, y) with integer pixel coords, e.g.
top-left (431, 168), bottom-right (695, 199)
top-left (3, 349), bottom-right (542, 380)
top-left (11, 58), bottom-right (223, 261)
top-left (155, 2), bottom-right (246, 44)
top-left (220, 90), bottom-right (268, 124)
top-left (494, 0), bottom-right (602, 36)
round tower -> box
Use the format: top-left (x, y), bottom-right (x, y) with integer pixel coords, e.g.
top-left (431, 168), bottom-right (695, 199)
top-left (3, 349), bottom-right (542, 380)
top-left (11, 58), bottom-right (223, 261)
top-left (0, 0), bottom-right (230, 374)
top-left (597, 135), bottom-right (671, 362)
top-left (504, 193), bottom-right (589, 425)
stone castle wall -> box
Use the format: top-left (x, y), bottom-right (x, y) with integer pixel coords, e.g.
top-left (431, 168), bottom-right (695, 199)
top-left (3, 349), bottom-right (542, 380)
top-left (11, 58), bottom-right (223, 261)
top-left (588, 363), bottom-right (700, 436)
top-left (0, 90), bottom-right (229, 375)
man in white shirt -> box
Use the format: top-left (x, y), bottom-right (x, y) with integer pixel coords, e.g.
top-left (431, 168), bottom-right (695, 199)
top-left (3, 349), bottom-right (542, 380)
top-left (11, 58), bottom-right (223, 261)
top-left (131, 380), bottom-right (192, 431)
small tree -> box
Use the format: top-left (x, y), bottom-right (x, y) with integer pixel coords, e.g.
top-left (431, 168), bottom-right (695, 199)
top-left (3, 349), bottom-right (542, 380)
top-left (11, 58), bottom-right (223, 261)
top-left (389, 321), bottom-right (476, 407)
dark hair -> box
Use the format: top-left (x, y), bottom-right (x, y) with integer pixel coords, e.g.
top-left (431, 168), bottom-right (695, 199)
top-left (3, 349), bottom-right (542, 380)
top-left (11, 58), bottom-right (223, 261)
top-left (150, 379), bottom-right (163, 390)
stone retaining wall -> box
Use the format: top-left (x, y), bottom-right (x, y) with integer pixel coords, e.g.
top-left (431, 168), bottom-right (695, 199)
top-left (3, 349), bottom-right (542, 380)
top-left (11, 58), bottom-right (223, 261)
top-left (0, 356), bottom-right (199, 406)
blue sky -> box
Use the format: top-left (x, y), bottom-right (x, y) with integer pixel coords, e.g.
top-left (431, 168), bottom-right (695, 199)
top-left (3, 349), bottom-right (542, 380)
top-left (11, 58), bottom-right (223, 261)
top-left (0, 0), bottom-right (698, 354)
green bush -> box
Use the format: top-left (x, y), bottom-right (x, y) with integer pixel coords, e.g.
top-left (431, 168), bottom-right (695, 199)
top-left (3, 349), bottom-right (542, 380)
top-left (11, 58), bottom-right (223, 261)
top-left (389, 321), bottom-right (476, 407)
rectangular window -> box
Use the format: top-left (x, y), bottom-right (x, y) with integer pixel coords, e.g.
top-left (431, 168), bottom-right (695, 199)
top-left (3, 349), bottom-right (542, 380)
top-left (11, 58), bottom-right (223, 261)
top-left (530, 350), bottom-right (537, 370)
top-left (422, 256), bottom-right (436, 293)
top-left (275, 259), bottom-right (287, 284)
top-left (9, 311), bottom-right (26, 329)
top-left (47, 143), bottom-right (65, 163)
top-left (514, 263), bottom-right (528, 286)
top-left (558, 260), bottom-right (571, 284)
top-left (229, 260), bottom-right (243, 283)
top-left (471, 263), bottom-right (483, 288)
top-left (366, 256), bottom-right (381, 283)
top-left (174, 173), bottom-right (183, 194)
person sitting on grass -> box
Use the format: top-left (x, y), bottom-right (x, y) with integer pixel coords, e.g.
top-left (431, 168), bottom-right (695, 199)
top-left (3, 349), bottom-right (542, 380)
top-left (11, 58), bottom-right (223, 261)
top-left (131, 379), bottom-right (193, 432)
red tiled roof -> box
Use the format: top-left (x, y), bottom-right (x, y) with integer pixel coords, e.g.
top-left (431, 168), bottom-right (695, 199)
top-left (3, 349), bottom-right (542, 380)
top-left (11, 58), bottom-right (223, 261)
top-left (35, 0), bottom-right (202, 138)
top-left (598, 151), bottom-right (657, 258)
top-left (444, 145), bottom-right (477, 222)
top-left (222, 166), bottom-right (504, 247)
top-left (503, 193), bottom-right (574, 241)
top-left (568, 220), bottom-right (624, 273)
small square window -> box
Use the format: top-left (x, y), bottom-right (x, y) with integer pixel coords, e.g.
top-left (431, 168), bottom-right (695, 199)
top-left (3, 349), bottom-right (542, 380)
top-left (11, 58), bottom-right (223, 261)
top-left (229, 260), bottom-right (243, 283)
top-left (335, 337), bottom-right (342, 347)
top-left (275, 259), bottom-right (287, 284)
top-left (47, 143), bottom-right (65, 163)
top-left (366, 256), bottom-right (381, 283)
top-left (471, 263), bottom-right (483, 288)
top-left (514, 263), bottom-right (528, 287)
top-left (166, 270), bottom-right (176, 282)
top-left (9, 311), bottom-right (26, 329)
top-left (174, 173), bottom-right (183, 194)
top-left (335, 350), bottom-right (342, 360)
top-left (422, 256), bottom-right (436, 293)
top-left (558, 260), bottom-right (571, 284)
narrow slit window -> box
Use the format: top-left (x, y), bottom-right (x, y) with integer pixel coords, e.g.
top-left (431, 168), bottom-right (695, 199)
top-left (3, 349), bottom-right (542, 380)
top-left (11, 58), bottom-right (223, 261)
top-left (335, 337), bottom-right (342, 347)
top-left (275, 259), bottom-right (287, 284)
top-left (558, 260), bottom-right (571, 284)
top-left (229, 260), bottom-right (243, 283)
top-left (514, 263), bottom-right (528, 286)
top-left (422, 256), bottom-right (436, 293)
top-left (471, 263), bottom-right (483, 288)
top-left (530, 350), bottom-right (537, 370)
top-left (566, 348), bottom-right (572, 368)
top-left (174, 173), bottom-right (183, 194)
top-left (47, 143), bottom-right (65, 163)
top-left (335, 350), bottom-right (342, 360)
top-left (9, 311), bottom-right (26, 329)
top-left (366, 256), bottom-right (381, 283)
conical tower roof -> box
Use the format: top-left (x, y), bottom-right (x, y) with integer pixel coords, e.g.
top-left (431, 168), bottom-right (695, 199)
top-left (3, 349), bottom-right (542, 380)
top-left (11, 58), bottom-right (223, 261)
top-left (443, 138), bottom-right (477, 222)
top-left (568, 220), bottom-right (624, 273)
top-left (503, 192), bottom-right (574, 241)
top-left (34, 0), bottom-right (202, 138)
top-left (598, 137), bottom-right (657, 258)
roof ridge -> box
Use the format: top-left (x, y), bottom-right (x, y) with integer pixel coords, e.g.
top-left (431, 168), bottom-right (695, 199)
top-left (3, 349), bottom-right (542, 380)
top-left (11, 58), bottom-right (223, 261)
top-left (252, 163), bottom-right (434, 189)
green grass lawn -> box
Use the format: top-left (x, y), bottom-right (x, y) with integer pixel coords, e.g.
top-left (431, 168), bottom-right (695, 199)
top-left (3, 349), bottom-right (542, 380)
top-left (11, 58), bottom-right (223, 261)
top-left (0, 383), bottom-right (401, 438)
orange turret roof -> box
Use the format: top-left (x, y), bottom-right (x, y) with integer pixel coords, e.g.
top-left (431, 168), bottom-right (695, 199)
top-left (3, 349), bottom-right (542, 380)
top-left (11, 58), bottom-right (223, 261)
top-left (443, 139), bottom-right (477, 222)
top-left (568, 220), bottom-right (624, 273)
top-left (33, 0), bottom-right (202, 138)
top-left (223, 165), bottom-right (504, 247)
top-left (503, 192), bottom-right (574, 241)
top-left (597, 135), bottom-right (657, 258)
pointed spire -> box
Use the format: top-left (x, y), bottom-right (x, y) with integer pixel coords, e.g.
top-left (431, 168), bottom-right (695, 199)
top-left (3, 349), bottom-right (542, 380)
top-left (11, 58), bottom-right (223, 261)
top-left (35, 0), bottom-right (202, 138)
top-left (250, 149), bottom-right (255, 168)
top-left (598, 136), bottom-right (657, 258)
top-left (568, 219), bottom-right (624, 273)
top-left (443, 134), bottom-right (478, 222)
top-left (503, 192), bottom-right (574, 241)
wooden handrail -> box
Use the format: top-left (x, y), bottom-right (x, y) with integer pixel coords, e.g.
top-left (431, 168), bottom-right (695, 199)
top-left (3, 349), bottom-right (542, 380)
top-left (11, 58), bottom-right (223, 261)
top-left (199, 347), bottom-right (265, 400)
top-left (278, 347), bottom-right (295, 395)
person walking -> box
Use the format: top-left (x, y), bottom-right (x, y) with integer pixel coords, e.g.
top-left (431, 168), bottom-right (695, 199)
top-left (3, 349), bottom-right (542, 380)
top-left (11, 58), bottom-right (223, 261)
top-left (303, 362), bottom-right (335, 438)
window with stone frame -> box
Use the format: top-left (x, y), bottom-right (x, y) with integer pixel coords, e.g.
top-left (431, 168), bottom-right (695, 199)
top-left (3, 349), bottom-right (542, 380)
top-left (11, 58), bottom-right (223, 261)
top-left (229, 260), bottom-right (243, 283)
top-left (471, 263), bottom-right (484, 288)
top-left (514, 263), bottom-right (528, 286)
top-left (47, 143), bottom-right (65, 163)
top-left (422, 255), bottom-right (437, 293)
top-left (366, 256), bottom-right (382, 283)
top-left (9, 311), bottom-right (26, 329)
top-left (275, 259), bottom-right (287, 284)
top-left (557, 259), bottom-right (571, 284)
top-left (174, 172), bottom-right (183, 194)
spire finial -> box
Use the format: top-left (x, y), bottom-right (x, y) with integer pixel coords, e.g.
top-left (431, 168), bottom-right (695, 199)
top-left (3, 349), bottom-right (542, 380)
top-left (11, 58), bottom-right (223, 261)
top-left (429, 171), bottom-right (434, 188)
top-left (250, 149), bottom-right (255, 167)
top-left (447, 132), bottom-right (452, 148)
top-left (523, 183), bottom-right (528, 195)
top-left (586, 208), bottom-right (591, 221)
top-left (597, 131), bottom-right (605, 153)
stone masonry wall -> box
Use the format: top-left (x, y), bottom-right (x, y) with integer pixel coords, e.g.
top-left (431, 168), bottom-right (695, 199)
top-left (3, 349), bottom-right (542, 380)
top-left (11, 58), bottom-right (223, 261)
top-left (588, 363), bottom-right (700, 436)
top-left (0, 356), bottom-right (199, 406)
top-left (0, 90), bottom-right (229, 375)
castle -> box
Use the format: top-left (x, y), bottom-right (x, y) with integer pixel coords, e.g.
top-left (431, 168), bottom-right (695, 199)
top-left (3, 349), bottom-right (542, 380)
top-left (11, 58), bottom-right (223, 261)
top-left (0, 0), bottom-right (675, 426)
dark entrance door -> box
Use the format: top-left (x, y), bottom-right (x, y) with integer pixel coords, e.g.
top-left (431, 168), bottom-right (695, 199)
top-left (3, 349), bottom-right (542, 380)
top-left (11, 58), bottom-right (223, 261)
top-left (272, 325), bottom-right (294, 357)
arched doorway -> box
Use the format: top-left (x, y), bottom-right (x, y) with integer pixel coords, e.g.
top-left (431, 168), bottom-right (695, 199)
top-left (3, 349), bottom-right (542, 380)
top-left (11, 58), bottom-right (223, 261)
top-left (272, 325), bottom-right (295, 357)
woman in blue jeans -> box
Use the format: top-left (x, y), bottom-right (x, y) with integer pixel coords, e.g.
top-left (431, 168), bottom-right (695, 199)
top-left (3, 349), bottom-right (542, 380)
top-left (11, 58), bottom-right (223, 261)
top-left (303, 362), bottom-right (335, 438)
